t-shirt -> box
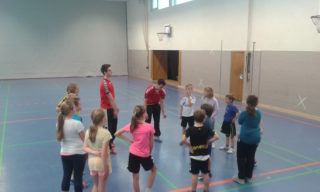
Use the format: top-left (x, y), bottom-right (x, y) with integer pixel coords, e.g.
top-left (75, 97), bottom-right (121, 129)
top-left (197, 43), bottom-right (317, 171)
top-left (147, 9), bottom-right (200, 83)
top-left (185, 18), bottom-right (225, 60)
top-left (200, 97), bottom-right (219, 120)
top-left (100, 78), bottom-right (115, 109)
top-left (203, 118), bottom-right (213, 131)
top-left (144, 85), bottom-right (166, 105)
top-left (72, 114), bottom-right (83, 122)
top-left (60, 119), bottom-right (85, 155)
top-left (224, 104), bottom-right (239, 122)
top-left (185, 125), bottom-right (214, 161)
top-left (180, 95), bottom-right (196, 117)
top-left (239, 109), bottom-right (262, 145)
top-left (124, 123), bottom-right (155, 157)
top-left (85, 128), bottom-right (112, 172)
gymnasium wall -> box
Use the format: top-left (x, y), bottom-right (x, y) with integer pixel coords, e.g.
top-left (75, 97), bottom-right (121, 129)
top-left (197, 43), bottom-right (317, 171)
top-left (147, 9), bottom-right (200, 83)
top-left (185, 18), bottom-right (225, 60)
top-left (127, 0), bottom-right (320, 117)
top-left (0, 0), bottom-right (128, 79)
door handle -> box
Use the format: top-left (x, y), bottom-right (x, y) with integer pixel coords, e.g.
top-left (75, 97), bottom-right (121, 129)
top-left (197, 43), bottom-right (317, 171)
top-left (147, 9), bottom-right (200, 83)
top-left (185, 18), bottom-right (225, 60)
top-left (240, 74), bottom-right (244, 80)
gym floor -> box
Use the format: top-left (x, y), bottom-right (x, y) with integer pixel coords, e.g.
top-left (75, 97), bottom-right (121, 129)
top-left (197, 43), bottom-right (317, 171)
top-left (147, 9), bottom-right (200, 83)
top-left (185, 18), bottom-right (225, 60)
top-left (0, 76), bottom-right (319, 192)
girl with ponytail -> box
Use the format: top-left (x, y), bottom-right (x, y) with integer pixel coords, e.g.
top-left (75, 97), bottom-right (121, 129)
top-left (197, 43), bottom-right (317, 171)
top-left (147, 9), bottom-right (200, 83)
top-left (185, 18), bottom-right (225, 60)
top-left (233, 95), bottom-right (263, 185)
top-left (115, 105), bottom-right (157, 192)
top-left (57, 100), bottom-right (86, 192)
top-left (83, 109), bottom-right (112, 192)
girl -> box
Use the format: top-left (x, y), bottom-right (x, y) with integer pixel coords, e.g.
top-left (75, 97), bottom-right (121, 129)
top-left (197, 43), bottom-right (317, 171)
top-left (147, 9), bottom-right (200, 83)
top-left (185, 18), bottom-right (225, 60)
top-left (57, 100), bottom-right (86, 192)
top-left (83, 109), bottom-right (112, 192)
top-left (200, 87), bottom-right (219, 148)
top-left (233, 95), bottom-right (262, 184)
top-left (56, 83), bottom-right (80, 113)
top-left (115, 105), bottom-right (157, 192)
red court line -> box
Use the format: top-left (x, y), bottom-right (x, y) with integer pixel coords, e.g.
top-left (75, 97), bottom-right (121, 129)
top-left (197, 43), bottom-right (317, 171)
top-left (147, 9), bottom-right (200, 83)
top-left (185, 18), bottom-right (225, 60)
top-left (170, 161), bottom-right (320, 192)
top-left (262, 110), bottom-right (320, 128)
top-left (259, 161), bottom-right (320, 176)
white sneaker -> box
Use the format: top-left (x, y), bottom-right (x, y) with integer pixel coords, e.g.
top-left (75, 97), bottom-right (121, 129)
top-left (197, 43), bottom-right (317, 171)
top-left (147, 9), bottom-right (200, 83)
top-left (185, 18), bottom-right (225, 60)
top-left (227, 148), bottom-right (234, 154)
top-left (219, 145), bottom-right (228, 150)
top-left (211, 143), bottom-right (216, 148)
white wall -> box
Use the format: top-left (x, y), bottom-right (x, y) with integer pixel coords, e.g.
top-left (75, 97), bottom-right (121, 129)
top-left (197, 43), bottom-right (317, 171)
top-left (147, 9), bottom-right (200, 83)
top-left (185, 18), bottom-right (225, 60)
top-left (250, 0), bottom-right (320, 51)
top-left (0, 0), bottom-right (127, 79)
top-left (127, 0), bottom-right (250, 51)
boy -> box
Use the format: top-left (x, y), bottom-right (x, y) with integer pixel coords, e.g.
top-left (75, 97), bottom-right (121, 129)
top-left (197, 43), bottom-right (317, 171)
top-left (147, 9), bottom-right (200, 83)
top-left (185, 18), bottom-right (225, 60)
top-left (144, 79), bottom-right (167, 142)
top-left (219, 95), bottom-right (240, 154)
top-left (182, 110), bottom-right (219, 192)
top-left (179, 84), bottom-right (196, 145)
top-left (200, 104), bottom-right (215, 179)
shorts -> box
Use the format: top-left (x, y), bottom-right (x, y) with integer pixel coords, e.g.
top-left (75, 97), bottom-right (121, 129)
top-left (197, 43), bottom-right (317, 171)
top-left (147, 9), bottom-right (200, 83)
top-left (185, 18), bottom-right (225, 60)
top-left (90, 171), bottom-right (106, 177)
top-left (190, 158), bottom-right (209, 175)
top-left (128, 153), bottom-right (154, 174)
top-left (181, 116), bottom-right (194, 128)
top-left (221, 121), bottom-right (236, 137)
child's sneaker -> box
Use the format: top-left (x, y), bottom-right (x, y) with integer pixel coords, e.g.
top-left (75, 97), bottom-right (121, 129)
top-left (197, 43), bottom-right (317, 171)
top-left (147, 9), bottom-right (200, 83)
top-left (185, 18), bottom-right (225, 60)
top-left (198, 175), bottom-right (204, 181)
top-left (219, 145), bottom-right (228, 150)
top-left (232, 176), bottom-right (245, 185)
top-left (211, 143), bottom-right (216, 148)
top-left (154, 136), bottom-right (163, 143)
top-left (245, 178), bottom-right (253, 184)
top-left (227, 148), bottom-right (234, 154)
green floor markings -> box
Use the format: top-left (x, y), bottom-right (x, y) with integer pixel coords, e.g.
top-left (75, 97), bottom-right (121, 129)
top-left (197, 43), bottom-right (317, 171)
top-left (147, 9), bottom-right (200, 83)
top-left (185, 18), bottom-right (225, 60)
top-left (261, 141), bottom-right (317, 162)
top-left (117, 136), bottom-right (178, 190)
top-left (7, 139), bottom-right (56, 149)
top-left (220, 168), bottom-right (320, 192)
top-left (0, 84), bottom-right (10, 176)
top-left (258, 148), bottom-right (313, 171)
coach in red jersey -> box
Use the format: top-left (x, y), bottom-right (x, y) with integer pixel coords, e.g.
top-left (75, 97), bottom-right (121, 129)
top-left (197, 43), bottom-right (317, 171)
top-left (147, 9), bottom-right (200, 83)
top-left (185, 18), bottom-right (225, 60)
top-left (144, 79), bottom-right (167, 142)
top-left (100, 64), bottom-right (119, 155)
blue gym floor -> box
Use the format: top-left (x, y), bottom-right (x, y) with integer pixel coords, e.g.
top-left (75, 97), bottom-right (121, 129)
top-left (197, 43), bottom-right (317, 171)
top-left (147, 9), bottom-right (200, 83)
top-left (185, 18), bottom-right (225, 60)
top-left (0, 76), bottom-right (319, 192)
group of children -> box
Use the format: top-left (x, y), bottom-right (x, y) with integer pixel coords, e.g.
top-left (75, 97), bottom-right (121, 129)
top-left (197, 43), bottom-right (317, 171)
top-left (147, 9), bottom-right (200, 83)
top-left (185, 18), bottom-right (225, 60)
top-left (55, 72), bottom-right (256, 192)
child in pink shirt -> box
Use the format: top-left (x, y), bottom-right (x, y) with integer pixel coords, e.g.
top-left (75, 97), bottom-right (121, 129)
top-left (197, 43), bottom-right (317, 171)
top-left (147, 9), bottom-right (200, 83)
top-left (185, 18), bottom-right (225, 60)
top-left (115, 105), bottom-right (157, 192)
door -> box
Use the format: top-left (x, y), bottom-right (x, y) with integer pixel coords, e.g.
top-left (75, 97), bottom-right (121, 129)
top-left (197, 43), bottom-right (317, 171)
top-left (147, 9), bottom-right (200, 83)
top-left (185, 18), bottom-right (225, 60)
top-left (230, 51), bottom-right (245, 101)
top-left (152, 51), bottom-right (168, 80)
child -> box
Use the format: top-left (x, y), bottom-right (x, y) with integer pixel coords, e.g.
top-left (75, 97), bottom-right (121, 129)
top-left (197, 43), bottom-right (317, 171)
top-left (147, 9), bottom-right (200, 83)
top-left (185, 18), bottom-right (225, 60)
top-left (200, 87), bottom-right (219, 148)
top-left (83, 109), bottom-right (112, 192)
top-left (182, 110), bottom-right (219, 192)
top-left (67, 94), bottom-right (88, 189)
top-left (56, 83), bottom-right (79, 113)
top-left (179, 84), bottom-right (196, 145)
top-left (200, 104), bottom-right (215, 178)
top-left (115, 105), bottom-right (157, 192)
top-left (219, 95), bottom-right (240, 154)
top-left (56, 100), bottom-right (86, 192)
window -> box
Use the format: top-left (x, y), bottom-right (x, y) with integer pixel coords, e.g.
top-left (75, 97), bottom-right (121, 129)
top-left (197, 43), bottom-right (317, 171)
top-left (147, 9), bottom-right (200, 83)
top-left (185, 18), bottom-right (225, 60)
top-left (158, 0), bottom-right (170, 9)
top-left (152, 0), bottom-right (193, 10)
top-left (172, 0), bottom-right (193, 6)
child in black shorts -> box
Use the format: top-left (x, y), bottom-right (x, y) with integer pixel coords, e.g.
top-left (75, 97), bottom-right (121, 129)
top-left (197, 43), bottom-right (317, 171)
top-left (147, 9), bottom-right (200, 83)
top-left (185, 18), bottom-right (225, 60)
top-left (182, 110), bottom-right (219, 192)
top-left (219, 95), bottom-right (240, 154)
top-left (179, 84), bottom-right (196, 145)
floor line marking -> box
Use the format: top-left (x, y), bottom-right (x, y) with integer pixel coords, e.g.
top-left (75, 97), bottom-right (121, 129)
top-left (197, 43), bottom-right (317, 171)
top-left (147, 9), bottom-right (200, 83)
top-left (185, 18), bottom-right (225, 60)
top-left (169, 162), bottom-right (320, 192)
top-left (0, 84), bottom-right (10, 176)
top-left (262, 141), bottom-right (317, 162)
top-left (7, 139), bottom-right (57, 148)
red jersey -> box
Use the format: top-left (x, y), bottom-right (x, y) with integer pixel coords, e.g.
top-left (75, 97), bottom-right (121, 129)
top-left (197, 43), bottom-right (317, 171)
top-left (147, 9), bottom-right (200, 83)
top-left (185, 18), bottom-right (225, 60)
top-left (100, 78), bottom-right (115, 109)
top-left (144, 85), bottom-right (166, 105)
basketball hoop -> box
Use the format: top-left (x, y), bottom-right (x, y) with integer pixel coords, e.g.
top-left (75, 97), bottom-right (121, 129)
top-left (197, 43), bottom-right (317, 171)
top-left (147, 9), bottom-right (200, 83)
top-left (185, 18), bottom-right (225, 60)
top-left (157, 32), bottom-right (166, 41)
top-left (311, 15), bottom-right (320, 33)
top-left (156, 24), bottom-right (172, 41)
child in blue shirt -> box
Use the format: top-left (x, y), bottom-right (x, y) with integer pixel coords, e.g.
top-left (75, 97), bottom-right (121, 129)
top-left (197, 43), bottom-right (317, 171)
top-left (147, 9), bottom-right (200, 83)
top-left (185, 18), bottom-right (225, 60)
top-left (219, 95), bottom-right (239, 154)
